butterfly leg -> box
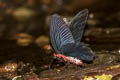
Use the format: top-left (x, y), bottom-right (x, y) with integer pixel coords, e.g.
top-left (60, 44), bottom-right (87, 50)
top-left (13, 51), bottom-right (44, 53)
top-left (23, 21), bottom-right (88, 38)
top-left (49, 58), bottom-right (55, 69)
top-left (49, 58), bottom-right (66, 69)
top-left (49, 58), bottom-right (59, 69)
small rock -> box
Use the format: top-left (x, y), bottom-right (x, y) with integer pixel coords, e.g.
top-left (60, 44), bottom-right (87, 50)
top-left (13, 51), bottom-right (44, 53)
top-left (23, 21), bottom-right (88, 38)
top-left (12, 7), bottom-right (36, 21)
top-left (94, 53), bottom-right (117, 65)
top-left (16, 33), bottom-right (34, 46)
top-left (35, 35), bottom-right (49, 47)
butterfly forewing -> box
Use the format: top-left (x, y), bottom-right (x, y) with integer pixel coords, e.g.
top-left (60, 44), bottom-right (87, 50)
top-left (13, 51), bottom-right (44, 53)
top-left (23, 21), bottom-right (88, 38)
top-left (50, 15), bottom-right (60, 53)
top-left (50, 14), bottom-right (75, 53)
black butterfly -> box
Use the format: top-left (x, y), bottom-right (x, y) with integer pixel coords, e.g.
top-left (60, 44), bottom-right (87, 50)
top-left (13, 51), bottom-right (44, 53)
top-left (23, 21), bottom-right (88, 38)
top-left (50, 9), bottom-right (95, 67)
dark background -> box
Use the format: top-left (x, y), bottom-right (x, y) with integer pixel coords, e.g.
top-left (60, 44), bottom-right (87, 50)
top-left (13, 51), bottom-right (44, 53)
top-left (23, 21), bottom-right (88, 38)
top-left (0, 0), bottom-right (120, 37)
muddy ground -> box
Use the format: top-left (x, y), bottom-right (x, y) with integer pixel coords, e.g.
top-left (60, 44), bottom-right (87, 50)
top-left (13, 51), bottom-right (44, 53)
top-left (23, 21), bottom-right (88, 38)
top-left (0, 28), bottom-right (120, 80)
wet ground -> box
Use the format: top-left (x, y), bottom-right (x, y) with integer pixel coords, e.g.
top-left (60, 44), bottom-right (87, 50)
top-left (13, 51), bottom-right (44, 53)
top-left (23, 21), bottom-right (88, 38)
top-left (0, 28), bottom-right (120, 80)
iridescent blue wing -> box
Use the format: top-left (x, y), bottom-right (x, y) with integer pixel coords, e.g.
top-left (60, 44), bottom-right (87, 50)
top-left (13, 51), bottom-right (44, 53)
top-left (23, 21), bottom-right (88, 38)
top-left (50, 14), bottom-right (75, 53)
top-left (69, 9), bottom-right (88, 42)
top-left (61, 43), bottom-right (95, 61)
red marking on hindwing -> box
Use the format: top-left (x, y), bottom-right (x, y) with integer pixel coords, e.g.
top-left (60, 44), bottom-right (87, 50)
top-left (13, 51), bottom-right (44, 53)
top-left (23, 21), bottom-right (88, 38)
top-left (54, 53), bottom-right (83, 65)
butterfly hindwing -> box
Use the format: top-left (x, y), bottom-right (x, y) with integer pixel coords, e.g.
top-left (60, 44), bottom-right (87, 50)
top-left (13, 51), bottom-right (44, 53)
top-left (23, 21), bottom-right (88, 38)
top-left (69, 9), bottom-right (88, 42)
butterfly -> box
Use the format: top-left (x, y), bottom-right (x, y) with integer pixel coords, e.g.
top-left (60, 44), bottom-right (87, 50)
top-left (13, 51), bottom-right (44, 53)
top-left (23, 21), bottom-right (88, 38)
top-left (50, 9), bottom-right (95, 67)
